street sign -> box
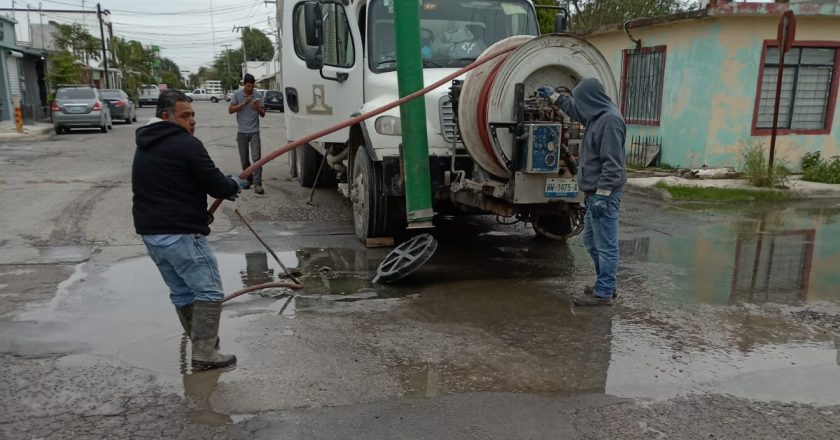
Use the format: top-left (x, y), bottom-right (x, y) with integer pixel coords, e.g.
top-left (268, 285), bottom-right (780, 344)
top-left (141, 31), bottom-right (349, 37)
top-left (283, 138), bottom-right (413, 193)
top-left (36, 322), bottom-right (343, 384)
top-left (777, 11), bottom-right (797, 53)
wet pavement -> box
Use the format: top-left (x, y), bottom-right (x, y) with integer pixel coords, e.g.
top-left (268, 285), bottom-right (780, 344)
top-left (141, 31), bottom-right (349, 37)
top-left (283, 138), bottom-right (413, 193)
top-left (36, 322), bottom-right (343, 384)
top-left (1, 104), bottom-right (839, 439)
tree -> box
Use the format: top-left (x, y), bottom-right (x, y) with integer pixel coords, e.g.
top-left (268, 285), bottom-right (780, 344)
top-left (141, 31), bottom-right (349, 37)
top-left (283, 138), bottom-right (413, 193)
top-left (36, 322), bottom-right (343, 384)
top-left (112, 37), bottom-right (152, 97)
top-left (213, 49), bottom-right (244, 92)
top-left (534, 0), bottom-right (698, 35)
top-left (54, 23), bottom-right (101, 64)
top-left (160, 58), bottom-right (185, 89)
top-left (47, 51), bottom-right (84, 88)
top-left (242, 28), bottom-right (274, 61)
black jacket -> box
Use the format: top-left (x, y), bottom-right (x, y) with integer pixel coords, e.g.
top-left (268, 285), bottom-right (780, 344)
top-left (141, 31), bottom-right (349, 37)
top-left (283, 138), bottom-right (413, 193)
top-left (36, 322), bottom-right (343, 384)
top-left (132, 121), bottom-right (238, 236)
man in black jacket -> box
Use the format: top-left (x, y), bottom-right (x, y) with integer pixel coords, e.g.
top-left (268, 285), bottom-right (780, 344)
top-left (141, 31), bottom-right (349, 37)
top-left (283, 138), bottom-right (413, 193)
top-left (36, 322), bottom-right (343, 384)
top-left (132, 90), bottom-right (247, 370)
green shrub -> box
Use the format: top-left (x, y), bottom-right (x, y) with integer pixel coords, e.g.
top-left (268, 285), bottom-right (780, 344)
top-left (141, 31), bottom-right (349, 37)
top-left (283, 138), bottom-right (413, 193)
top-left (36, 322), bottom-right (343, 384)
top-left (801, 151), bottom-right (840, 184)
top-left (739, 140), bottom-right (790, 188)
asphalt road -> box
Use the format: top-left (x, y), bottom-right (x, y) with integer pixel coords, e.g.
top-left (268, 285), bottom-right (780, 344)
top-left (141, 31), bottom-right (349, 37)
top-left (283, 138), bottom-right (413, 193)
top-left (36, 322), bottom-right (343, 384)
top-left (1, 102), bottom-right (839, 439)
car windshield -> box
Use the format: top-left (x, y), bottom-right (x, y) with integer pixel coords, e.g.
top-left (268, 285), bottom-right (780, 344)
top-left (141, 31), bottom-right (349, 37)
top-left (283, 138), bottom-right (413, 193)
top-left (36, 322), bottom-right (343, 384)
top-left (56, 89), bottom-right (95, 99)
top-left (266, 91), bottom-right (280, 98)
top-left (100, 91), bottom-right (123, 99)
top-left (368, 0), bottom-right (538, 72)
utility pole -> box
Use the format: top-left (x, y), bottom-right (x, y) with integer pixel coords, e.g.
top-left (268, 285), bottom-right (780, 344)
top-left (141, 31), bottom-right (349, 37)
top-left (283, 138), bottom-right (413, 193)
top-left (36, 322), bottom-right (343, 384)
top-left (221, 43), bottom-right (232, 75)
top-left (234, 26), bottom-right (249, 75)
top-left (96, 3), bottom-right (109, 88)
top-left (210, 0), bottom-right (217, 60)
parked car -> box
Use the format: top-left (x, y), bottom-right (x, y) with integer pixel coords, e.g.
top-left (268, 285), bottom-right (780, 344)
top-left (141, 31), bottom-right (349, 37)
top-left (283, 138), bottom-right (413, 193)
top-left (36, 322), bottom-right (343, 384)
top-left (186, 88), bottom-right (223, 103)
top-left (137, 84), bottom-right (160, 108)
top-left (100, 89), bottom-right (137, 124)
top-left (51, 86), bottom-right (112, 134)
top-left (264, 90), bottom-right (284, 112)
top-left (226, 90), bottom-right (234, 102)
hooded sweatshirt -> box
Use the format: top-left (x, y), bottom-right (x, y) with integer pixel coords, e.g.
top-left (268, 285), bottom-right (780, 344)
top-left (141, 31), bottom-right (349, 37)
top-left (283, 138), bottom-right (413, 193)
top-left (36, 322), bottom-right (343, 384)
top-left (557, 78), bottom-right (627, 194)
top-left (132, 121), bottom-right (239, 236)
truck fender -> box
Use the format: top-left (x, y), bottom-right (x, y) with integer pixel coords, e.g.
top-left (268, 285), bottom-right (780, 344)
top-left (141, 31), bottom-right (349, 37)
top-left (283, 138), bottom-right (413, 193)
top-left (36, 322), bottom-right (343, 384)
top-left (350, 113), bottom-right (379, 162)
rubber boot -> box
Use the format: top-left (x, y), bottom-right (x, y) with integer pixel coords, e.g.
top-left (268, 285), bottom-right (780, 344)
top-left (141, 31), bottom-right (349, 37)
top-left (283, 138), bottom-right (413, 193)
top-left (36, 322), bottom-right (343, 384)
top-left (175, 304), bottom-right (193, 336)
top-left (191, 301), bottom-right (236, 370)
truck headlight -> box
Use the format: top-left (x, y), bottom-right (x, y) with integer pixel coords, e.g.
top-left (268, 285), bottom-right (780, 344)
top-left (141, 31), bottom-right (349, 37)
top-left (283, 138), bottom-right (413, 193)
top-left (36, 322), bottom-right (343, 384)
top-left (375, 116), bottom-right (402, 136)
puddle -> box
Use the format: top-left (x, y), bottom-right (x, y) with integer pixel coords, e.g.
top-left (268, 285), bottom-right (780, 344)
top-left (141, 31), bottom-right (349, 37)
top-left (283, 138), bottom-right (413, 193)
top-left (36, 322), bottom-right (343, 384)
top-left (620, 203), bottom-right (840, 305)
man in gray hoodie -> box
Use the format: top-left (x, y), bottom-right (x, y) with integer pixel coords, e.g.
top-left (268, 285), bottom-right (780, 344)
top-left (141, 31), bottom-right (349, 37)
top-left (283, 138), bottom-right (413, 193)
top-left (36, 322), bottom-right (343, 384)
top-left (538, 78), bottom-right (627, 306)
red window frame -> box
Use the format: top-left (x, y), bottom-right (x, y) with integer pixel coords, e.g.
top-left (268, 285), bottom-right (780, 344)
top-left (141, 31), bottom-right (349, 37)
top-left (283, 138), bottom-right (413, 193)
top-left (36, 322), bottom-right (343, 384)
top-left (620, 45), bottom-right (667, 126)
top-left (751, 40), bottom-right (840, 136)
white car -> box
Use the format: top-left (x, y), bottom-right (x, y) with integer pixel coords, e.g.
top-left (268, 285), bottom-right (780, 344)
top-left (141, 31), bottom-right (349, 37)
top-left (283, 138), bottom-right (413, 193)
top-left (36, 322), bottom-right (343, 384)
top-left (186, 88), bottom-right (224, 103)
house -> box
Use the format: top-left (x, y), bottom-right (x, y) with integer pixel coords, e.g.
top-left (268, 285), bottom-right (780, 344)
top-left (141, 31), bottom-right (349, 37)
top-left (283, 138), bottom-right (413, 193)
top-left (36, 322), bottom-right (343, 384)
top-left (586, 0), bottom-right (840, 170)
top-left (243, 60), bottom-right (280, 90)
top-left (0, 15), bottom-right (49, 124)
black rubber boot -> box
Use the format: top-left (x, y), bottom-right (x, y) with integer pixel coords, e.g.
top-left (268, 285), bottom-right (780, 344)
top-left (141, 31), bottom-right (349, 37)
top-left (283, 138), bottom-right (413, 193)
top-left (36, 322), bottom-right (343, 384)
top-left (191, 301), bottom-right (236, 371)
top-left (175, 304), bottom-right (193, 336)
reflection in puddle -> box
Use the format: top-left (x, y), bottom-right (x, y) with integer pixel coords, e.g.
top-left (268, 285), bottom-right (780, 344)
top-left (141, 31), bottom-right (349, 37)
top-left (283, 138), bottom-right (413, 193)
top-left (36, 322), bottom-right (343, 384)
top-left (621, 204), bottom-right (840, 305)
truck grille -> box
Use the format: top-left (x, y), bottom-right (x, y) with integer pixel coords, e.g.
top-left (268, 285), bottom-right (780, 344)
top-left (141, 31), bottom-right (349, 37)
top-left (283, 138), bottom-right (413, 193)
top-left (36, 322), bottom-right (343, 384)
top-left (439, 97), bottom-right (461, 144)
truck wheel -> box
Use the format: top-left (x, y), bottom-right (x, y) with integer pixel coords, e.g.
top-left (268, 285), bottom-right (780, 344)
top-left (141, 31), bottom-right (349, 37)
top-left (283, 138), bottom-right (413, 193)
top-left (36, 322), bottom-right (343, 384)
top-left (533, 211), bottom-right (575, 241)
top-left (296, 143), bottom-right (335, 187)
top-left (210, 97), bottom-right (219, 103)
top-left (351, 147), bottom-right (388, 242)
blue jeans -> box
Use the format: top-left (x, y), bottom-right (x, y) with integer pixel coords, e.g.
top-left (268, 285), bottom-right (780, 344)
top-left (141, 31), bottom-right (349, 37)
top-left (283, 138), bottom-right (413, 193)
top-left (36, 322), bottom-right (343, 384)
top-left (144, 234), bottom-right (224, 307)
top-left (583, 192), bottom-right (622, 298)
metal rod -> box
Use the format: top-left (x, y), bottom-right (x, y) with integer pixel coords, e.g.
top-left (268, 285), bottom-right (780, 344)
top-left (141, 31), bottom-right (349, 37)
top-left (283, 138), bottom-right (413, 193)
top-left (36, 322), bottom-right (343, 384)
top-left (234, 208), bottom-right (302, 284)
top-left (306, 150), bottom-right (329, 205)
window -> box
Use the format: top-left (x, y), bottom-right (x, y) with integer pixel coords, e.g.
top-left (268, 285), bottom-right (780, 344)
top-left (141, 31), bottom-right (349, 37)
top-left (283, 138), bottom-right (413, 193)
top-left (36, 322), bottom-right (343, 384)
top-left (367, 0), bottom-right (538, 73)
top-left (753, 42), bottom-right (840, 135)
top-left (292, 3), bottom-right (355, 68)
top-left (621, 46), bottom-right (666, 125)
top-left (56, 89), bottom-right (95, 99)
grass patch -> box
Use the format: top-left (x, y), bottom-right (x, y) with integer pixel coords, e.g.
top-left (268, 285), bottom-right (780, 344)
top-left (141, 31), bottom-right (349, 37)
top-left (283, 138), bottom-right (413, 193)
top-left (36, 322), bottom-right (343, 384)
top-left (739, 140), bottom-right (791, 187)
top-left (802, 151), bottom-right (840, 184)
top-left (654, 182), bottom-right (790, 202)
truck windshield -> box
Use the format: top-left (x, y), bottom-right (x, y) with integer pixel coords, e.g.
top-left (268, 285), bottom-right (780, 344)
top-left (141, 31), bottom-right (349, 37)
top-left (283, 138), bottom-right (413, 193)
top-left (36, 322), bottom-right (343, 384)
top-left (369, 0), bottom-right (538, 73)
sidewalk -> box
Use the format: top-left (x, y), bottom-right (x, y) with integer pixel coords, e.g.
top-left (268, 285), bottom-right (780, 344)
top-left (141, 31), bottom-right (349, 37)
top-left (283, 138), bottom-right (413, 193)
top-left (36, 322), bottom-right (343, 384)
top-left (0, 122), bottom-right (53, 141)
top-left (626, 173), bottom-right (840, 200)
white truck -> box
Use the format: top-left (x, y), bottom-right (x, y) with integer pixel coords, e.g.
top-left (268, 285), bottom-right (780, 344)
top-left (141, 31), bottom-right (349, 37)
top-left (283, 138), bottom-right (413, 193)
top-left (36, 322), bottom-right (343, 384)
top-left (280, 0), bottom-right (617, 243)
top-left (137, 84), bottom-right (160, 108)
top-left (186, 88), bottom-right (224, 103)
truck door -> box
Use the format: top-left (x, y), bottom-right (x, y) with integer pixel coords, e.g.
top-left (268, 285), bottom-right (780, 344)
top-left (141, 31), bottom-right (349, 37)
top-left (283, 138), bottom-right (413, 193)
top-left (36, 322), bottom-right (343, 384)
top-left (282, 0), bottom-right (364, 143)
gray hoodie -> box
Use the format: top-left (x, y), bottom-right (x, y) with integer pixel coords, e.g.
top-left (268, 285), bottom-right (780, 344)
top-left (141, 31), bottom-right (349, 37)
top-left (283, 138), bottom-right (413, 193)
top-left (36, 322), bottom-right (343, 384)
top-left (556, 78), bottom-right (627, 194)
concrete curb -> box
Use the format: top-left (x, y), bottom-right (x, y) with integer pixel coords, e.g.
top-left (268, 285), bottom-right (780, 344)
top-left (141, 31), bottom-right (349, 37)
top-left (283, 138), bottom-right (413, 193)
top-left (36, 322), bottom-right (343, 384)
top-left (626, 176), bottom-right (840, 202)
top-left (0, 124), bottom-right (53, 141)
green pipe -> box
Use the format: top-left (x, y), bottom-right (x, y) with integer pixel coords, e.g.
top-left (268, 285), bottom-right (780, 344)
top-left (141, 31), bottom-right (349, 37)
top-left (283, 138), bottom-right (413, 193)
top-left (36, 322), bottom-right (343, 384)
top-left (393, 0), bottom-right (434, 225)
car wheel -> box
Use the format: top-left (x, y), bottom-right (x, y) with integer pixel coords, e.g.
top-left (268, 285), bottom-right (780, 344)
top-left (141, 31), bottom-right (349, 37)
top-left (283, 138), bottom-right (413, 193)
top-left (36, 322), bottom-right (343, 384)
top-left (296, 143), bottom-right (335, 187)
top-left (125, 117), bottom-right (132, 124)
top-left (54, 126), bottom-right (63, 135)
top-left (100, 124), bottom-right (108, 133)
top-left (210, 97), bottom-right (219, 103)
top-left (138, 103), bottom-right (142, 108)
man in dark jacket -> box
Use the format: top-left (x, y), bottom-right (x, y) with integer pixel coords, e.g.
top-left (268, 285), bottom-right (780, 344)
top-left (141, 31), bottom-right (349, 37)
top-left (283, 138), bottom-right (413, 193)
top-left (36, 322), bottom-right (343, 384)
top-left (538, 78), bottom-right (627, 306)
top-left (132, 90), bottom-right (247, 369)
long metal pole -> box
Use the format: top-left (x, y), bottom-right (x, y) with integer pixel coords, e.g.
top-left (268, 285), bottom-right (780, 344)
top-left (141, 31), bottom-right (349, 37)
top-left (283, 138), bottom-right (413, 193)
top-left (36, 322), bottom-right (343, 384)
top-left (97, 3), bottom-right (109, 88)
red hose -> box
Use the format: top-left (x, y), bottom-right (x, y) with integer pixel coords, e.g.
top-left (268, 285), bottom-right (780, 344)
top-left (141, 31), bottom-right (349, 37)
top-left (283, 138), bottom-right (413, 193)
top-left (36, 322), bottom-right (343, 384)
top-left (476, 53), bottom-right (511, 172)
top-left (208, 43), bottom-right (525, 215)
top-left (222, 281), bottom-right (303, 303)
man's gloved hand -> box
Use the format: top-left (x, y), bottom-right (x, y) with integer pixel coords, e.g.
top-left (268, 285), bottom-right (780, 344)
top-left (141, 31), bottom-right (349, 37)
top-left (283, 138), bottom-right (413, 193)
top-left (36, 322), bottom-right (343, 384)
top-left (589, 194), bottom-right (610, 219)
top-left (226, 175), bottom-right (247, 201)
top-left (229, 175), bottom-right (248, 189)
top-left (537, 85), bottom-right (556, 99)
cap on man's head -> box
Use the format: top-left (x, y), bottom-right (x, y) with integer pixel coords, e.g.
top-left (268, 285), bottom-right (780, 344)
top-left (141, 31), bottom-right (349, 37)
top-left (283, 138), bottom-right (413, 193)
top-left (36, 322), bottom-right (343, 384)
top-left (243, 74), bottom-right (256, 84)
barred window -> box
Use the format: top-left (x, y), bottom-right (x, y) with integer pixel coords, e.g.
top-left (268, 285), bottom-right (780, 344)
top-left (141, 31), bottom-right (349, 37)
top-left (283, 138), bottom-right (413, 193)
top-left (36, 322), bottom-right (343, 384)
top-left (621, 46), bottom-right (666, 126)
top-left (754, 45), bottom-right (839, 133)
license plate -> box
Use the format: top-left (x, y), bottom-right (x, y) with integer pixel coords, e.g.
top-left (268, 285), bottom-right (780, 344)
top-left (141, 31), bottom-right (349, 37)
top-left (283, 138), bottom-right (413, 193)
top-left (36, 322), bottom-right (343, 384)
top-left (67, 107), bottom-right (85, 113)
top-left (545, 178), bottom-right (578, 198)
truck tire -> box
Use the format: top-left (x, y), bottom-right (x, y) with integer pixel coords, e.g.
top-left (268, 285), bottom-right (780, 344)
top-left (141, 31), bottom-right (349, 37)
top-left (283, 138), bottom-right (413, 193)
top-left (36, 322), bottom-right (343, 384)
top-left (296, 143), bottom-right (334, 187)
top-left (533, 211), bottom-right (574, 241)
top-left (210, 97), bottom-right (219, 103)
top-left (351, 147), bottom-right (388, 242)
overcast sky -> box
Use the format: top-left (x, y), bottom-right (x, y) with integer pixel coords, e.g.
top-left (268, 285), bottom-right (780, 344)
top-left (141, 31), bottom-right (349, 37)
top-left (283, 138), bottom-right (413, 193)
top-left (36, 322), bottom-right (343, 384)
top-left (0, 0), bottom-right (277, 72)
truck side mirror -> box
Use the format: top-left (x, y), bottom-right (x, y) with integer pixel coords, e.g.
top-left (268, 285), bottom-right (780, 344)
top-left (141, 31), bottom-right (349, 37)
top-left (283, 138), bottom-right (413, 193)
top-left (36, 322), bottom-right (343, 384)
top-left (304, 2), bottom-right (323, 47)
